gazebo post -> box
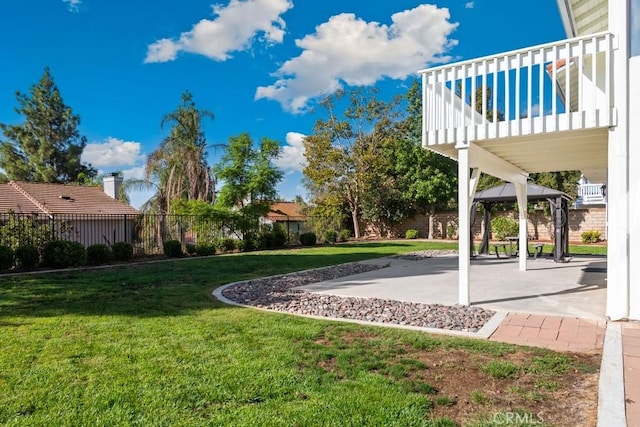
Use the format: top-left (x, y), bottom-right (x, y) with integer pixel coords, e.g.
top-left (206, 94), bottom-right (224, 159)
top-left (514, 181), bottom-right (528, 271)
top-left (553, 195), bottom-right (564, 262)
top-left (479, 202), bottom-right (492, 254)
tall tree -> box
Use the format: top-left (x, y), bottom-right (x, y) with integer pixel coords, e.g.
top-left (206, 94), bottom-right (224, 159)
top-left (213, 133), bottom-right (283, 220)
top-left (142, 91), bottom-right (215, 213)
top-left (304, 88), bottom-right (401, 238)
top-left (0, 67), bottom-right (96, 183)
top-left (396, 80), bottom-right (457, 238)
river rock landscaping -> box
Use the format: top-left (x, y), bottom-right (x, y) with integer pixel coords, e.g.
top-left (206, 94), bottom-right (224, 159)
top-left (221, 250), bottom-right (495, 332)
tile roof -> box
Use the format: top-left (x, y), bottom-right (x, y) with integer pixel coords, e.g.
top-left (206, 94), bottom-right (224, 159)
top-left (0, 181), bottom-right (138, 215)
top-left (0, 183), bottom-right (41, 214)
top-left (267, 202), bottom-right (306, 221)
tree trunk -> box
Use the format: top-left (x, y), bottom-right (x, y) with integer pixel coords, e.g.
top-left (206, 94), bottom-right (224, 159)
top-left (428, 204), bottom-right (435, 240)
top-left (352, 209), bottom-right (360, 239)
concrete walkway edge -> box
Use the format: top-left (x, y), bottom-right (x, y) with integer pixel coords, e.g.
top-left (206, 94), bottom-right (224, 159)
top-left (476, 311), bottom-right (507, 338)
top-left (598, 322), bottom-right (626, 426)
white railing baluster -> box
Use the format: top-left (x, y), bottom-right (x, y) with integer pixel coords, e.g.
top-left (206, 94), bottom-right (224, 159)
top-left (527, 50), bottom-right (533, 131)
top-left (505, 61), bottom-right (510, 126)
top-left (439, 70), bottom-right (446, 135)
top-left (515, 52), bottom-right (521, 121)
top-left (471, 64), bottom-right (477, 140)
top-left (577, 39), bottom-right (583, 112)
top-left (482, 60), bottom-right (487, 126)
top-left (592, 36), bottom-right (597, 125)
top-left (539, 48), bottom-right (545, 132)
top-left (605, 33), bottom-right (611, 122)
top-left (493, 57), bottom-right (498, 131)
top-left (461, 65), bottom-right (467, 130)
top-left (551, 45), bottom-right (557, 117)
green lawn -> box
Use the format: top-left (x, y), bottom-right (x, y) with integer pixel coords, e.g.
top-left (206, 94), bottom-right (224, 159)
top-left (568, 244), bottom-right (607, 256)
top-left (0, 241), bottom-right (599, 426)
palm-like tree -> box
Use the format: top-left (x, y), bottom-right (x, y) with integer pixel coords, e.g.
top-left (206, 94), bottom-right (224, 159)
top-left (143, 91), bottom-right (215, 213)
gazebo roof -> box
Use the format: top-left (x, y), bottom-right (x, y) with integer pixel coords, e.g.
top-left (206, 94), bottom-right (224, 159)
top-left (474, 182), bottom-right (571, 203)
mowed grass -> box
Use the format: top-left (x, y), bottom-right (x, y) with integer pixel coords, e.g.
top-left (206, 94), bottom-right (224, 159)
top-left (0, 241), bottom-right (599, 426)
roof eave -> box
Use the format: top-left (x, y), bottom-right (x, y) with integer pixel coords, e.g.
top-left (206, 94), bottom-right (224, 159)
top-left (557, 0), bottom-right (578, 38)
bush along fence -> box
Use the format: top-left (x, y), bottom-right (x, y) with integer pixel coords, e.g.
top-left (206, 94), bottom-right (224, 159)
top-left (0, 212), bottom-right (293, 272)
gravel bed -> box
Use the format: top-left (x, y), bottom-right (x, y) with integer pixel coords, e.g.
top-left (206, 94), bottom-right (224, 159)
top-left (221, 252), bottom-right (495, 332)
top-left (391, 249), bottom-right (458, 261)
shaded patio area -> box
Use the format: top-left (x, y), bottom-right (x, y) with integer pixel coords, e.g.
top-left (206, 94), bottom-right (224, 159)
top-left (296, 254), bottom-right (606, 319)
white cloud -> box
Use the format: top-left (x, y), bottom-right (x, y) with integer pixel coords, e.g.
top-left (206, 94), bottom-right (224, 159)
top-left (82, 137), bottom-right (145, 168)
top-left (255, 4), bottom-right (458, 113)
top-left (274, 132), bottom-right (307, 172)
top-left (120, 165), bottom-right (146, 180)
top-left (145, 0), bottom-right (293, 63)
top-left (465, 2), bottom-right (475, 9)
top-left (63, 0), bottom-right (81, 12)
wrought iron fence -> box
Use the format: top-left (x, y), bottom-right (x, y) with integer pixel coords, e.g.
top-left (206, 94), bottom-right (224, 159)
top-left (0, 213), bottom-right (230, 255)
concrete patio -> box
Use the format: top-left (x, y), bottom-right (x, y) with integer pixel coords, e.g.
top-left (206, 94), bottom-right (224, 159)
top-left (296, 254), bottom-right (607, 320)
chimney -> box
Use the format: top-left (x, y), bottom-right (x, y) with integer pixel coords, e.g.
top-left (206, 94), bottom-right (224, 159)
top-left (103, 173), bottom-right (123, 199)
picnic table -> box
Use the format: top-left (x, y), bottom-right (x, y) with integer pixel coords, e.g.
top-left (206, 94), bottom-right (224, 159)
top-left (492, 237), bottom-right (545, 259)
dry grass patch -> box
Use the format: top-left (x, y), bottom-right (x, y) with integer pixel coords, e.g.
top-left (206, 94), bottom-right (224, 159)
top-left (306, 328), bottom-right (601, 426)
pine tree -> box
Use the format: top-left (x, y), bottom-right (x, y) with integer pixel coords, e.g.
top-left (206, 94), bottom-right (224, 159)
top-left (0, 67), bottom-right (96, 183)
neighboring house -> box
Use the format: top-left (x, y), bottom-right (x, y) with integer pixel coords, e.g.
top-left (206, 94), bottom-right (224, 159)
top-left (419, 0), bottom-right (638, 320)
top-left (0, 174), bottom-right (138, 247)
top-left (263, 202), bottom-right (308, 238)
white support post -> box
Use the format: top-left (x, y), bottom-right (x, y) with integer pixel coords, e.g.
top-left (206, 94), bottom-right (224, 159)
top-left (514, 181), bottom-right (528, 271)
top-left (457, 143), bottom-right (471, 305)
top-left (607, 0), bottom-right (630, 320)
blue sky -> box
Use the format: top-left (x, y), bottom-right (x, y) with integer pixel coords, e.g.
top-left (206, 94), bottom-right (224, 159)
top-left (0, 0), bottom-right (566, 208)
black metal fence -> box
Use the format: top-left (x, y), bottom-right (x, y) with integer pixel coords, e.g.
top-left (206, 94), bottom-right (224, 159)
top-left (0, 213), bottom-right (229, 255)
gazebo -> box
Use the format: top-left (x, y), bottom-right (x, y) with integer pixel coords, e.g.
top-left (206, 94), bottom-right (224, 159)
top-left (473, 183), bottom-right (571, 262)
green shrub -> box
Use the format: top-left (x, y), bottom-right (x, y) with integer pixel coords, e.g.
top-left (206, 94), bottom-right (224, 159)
top-left (338, 229), bottom-right (351, 242)
top-left (240, 233), bottom-right (257, 252)
top-left (323, 230), bottom-right (338, 244)
top-left (42, 240), bottom-right (86, 268)
top-left (0, 245), bottom-right (15, 271)
top-left (236, 239), bottom-right (249, 252)
top-left (163, 240), bottom-right (183, 257)
top-left (271, 224), bottom-right (288, 248)
top-left (185, 244), bottom-right (197, 255)
top-left (15, 244), bottom-right (39, 270)
top-left (581, 230), bottom-right (601, 244)
top-left (446, 223), bottom-right (457, 239)
top-left (491, 216), bottom-right (519, 241)
top-left (112, 242), bottom-right (134, 261)
top-left (255, 229), bottom-right (272, 250)
top-left (300, 232), bottom-right (317, 246)
top-left (217, 238), bottom-right (236, 252)
top-left (195, 243), bottom-right (216, 256)
top-left (87, 244), bottom-right (113, 265)
top-left (405, 229), bottom-right (419, 239)
top-left (41, 240), bottom-right (65, 268)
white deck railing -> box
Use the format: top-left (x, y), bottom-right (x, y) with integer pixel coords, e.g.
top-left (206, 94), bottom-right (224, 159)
top-left (420, 32), bottom-right (614, 146)
top-left (577, 183), bottom-right (606, 205)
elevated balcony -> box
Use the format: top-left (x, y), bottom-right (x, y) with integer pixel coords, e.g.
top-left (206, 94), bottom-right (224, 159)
top-left (419, 32), bottom-right (613, 174)
top-left (576, 182), bottom-right (607, 206)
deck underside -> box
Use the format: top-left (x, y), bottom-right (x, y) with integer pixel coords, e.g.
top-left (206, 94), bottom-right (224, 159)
top-left (426, 126), bottom-right (608, 177)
